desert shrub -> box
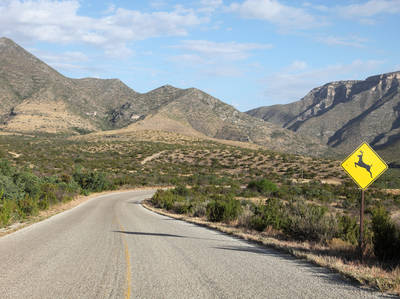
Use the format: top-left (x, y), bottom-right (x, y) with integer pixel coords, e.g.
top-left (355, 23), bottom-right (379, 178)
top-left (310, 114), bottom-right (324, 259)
top-left (371, 206), bottom-right (400, 262)
top-left (247, 178), bottom-right (278, 196)
top-left (284, 200), bottom-right (338, 242)
top-left (172, 200), bottom-right (191, 214)
top-left (73, 168), bottom-right (111, 192)
top-left (206, 195), bottom-right (242, 223)
top-left (13, 171), bottom-right (41, 199)
top-left (0, 159), bottom-right (14, 176)
top-left (0, 175), bottom-right (19, 199)
top-left (16, 195), bottom-right (38, 218)
top-left (173, 185), bottom-right (190, 196)
top-left (249, 198), bottom-right (286, 231)
top-left (192, 200), bottom-right (208, 217)
top-left (237, 203), bottom-right (254, 228)
top-left (337, 215), bottom-right (359, 245)
top-left (39, 183), bottom-right (58, 206)
top-left (151, 189), bottom-right (175, 210)
top-left (0, 198), bottom-right (17, 227)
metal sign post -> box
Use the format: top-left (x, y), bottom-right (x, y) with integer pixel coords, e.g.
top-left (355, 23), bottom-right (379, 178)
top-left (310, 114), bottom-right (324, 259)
top-left (359, 189), bottom-right (365, 262)
top-left (341, 142), bottom-right (388, 262)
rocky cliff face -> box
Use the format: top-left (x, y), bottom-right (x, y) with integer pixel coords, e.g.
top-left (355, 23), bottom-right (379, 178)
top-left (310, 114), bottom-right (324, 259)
top-left (247, 72), bottom-right (400, 156)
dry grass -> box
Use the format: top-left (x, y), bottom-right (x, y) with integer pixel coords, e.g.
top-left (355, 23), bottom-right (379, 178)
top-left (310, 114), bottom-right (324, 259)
top-left (143, 201), bottom-right (400, 296)
top-left (1, 99), bottom-right (96, 133)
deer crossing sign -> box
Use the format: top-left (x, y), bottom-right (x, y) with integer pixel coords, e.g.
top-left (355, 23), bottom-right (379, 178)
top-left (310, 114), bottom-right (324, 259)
top-left (341, 142), bottom-right (388, 190)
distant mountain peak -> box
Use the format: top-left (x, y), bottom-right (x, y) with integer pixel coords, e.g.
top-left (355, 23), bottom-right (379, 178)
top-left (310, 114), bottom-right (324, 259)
top-left (247, 71), bottom-right (400, 157)
top-left (0, 37), bottom-right (15, 45)
top-left (0, 37), bottom-right (328, 156)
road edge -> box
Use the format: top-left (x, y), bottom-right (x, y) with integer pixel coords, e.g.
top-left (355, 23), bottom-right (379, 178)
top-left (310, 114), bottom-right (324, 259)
top-left (0, 187), bottom-right (162, 238)
top-left (141, 200), bottom-right (393, 296)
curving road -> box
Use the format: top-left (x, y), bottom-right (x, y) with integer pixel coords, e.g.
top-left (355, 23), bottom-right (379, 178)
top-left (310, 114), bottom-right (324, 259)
top-left (0, 190), bottom-right (389, 298)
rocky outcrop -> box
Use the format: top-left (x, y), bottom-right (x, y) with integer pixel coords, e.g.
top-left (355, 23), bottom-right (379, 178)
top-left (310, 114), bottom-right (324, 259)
top-left (247, 72), bottom-right (400, 156)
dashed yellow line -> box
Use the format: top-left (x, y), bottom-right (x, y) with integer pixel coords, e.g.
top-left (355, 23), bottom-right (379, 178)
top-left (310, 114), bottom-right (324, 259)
top-left (116, 218), bottom-right (131, 299)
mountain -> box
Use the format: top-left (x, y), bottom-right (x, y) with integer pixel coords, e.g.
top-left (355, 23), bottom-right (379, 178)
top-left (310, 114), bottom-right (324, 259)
top-left (247, 72), bottom-right (400, 161)
top-left (0, 37), bottom-right (328, 156)
top-left (108, 85), bottom-right (329, 155)
top-left (0, 37), bottom-right (138, 133)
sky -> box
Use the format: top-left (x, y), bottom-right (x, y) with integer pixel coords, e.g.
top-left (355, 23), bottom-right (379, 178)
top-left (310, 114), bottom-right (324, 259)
top-left (1, 0), bottom-right (399, 111)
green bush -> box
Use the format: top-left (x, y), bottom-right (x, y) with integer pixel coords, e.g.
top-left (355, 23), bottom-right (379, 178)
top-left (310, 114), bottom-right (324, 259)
top-left (247, 179), bottom-right (278, 196)
top-left (0, 175), bottom-right (19, 199)
top-left (39, 183), bottom-right (58, 205)
top-left (17, 195), bottom-right (38, 218)
top-left (0, 159), bottom-right (14, 176)
top-left (371, 206), bottom-right (400, 262)
top-left (337, 215), bottom-right (359, 245)
top-left (172, 200), bottom-right (191, 214)
top-left (249, 198), bottom-right (286, 231)
top-left (0, 198), bottom-right (17, 227)
top-left (73, 168), bottom-right (111, 192)
top-left (284, 200), bottom-right (337, 242)
top-left (173, 185), bottom-right (189, 196)
top-left (151, 190), bottom-right (175, 210)
top-left (14, 171), bottom-right (41, 199)
top-left (206, 196), bottom-right (242, 223)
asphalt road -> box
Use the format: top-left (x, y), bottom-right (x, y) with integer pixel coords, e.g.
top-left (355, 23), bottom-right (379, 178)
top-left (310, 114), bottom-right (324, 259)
top-left (0, 190), bottom-right (390, 298)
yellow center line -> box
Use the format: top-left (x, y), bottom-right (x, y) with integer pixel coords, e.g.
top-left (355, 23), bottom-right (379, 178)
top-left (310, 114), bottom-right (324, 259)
top-left (116, 218), bottom-right (131, 299)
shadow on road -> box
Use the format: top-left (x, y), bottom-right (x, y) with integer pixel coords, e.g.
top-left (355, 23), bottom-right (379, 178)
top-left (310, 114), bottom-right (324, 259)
top-left (126, 201), bottom-right (142, 205)
top-left (113, 231), bottom-right (186, 238)
top-left (113, 230), bottom-right (231, 242)
top-left (213, 245), bottom-right (393, 298)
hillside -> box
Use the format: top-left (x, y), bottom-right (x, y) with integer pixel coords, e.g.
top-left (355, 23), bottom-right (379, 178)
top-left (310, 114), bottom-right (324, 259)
top-left (247, 72), bottom-right (400, 161)
top-left (0, 37), bottom-right (138, 133)
top-left (0, 37), bottom-right (328, 156)
top-left (109, 86), bottom-right (328, 155)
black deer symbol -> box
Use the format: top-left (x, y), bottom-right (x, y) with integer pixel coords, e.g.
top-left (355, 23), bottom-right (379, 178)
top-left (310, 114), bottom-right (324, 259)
top-left (354, 151), bottom-right (372, 178)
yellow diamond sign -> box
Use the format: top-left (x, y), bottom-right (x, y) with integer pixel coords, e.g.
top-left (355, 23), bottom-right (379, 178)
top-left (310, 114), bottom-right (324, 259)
top-left (341, 142), bottom-right (388, 190)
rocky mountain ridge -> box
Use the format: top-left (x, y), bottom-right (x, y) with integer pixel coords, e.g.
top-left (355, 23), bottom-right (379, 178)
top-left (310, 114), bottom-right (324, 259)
top-left (247, 71), bottom-right (400, 160)
top-left (0, 37), bottom-right (328, 156)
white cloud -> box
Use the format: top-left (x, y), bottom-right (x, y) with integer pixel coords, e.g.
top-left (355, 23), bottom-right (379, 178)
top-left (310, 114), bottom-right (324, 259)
top-left (103, 4), bottom-right (116, 14)
top-left (337, 0), bottom-right (400, 18)
top-left (262, 59), bottom-right (385, 104)
top-left (198, 0), bottom-right (223, 13)
top-left (27, 48), bottom-right (102, 74)
top-left (303, 2), bottom-right (329, 12)
top-left (0, 0), bottom-right (206, 57)
top-left (227, 0), bottom-right (320, 30)
top-left (316, 35), bottom-right (368, 48)
top-left (287, 60), bottom-right (307, 71)
top-left (172, 40), bottom-right (272, 61)
top-left (170, 40), bottom-right (270, 77)
top-left (150, 1), bottom-right (168, 9)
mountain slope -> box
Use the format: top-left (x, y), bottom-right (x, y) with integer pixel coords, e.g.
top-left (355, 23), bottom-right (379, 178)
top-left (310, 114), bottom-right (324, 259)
top-left (0, 37), bottom-right (328, 156)
top-left (111, 87), bottom-right (329, 155)
top-left (0, 37), bottom-right (138, 133)
top-left (247, 72), bottom-right (400, 157)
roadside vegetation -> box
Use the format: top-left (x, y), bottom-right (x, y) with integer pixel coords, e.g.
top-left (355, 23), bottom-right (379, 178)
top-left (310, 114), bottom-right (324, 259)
top-left (0, 159), bottom-right (113, 227)
top-left (148, 183), bottom-right (400, 294)
top-left (0, 132), bottom-right (399, 293)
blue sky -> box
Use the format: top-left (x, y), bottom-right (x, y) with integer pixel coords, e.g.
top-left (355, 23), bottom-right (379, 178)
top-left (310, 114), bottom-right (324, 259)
top-left (1, 0), bottom-right (399, 111)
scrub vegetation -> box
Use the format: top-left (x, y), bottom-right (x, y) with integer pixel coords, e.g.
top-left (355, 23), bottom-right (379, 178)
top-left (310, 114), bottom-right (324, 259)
top-left (0, 132), bottom-right (399, 293)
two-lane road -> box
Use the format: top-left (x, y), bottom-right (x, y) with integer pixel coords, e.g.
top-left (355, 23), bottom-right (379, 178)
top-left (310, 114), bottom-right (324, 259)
top-left (0, 190), bottom-right (387, 298)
